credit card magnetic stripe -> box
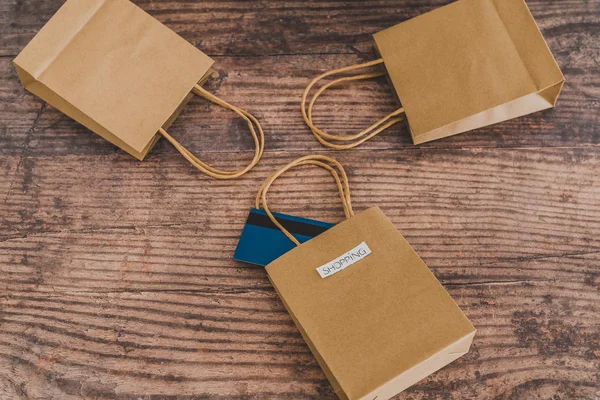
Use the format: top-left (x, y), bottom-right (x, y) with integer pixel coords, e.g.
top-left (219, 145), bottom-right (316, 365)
top-left (245, 210), bottom-right (331, 237)
top-left (233, 208), bottom-right (335, 267)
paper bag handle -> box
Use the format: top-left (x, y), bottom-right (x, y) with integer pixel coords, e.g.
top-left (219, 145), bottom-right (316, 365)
top-left (255, 155), bottom-right (354, 246)
top-left (159, 84), bottom-right (264, 179)
top-left (301, 58), bottom-right (405, 149)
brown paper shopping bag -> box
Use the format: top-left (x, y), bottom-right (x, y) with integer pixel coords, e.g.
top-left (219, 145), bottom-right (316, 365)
top-left (302, 0), bottom-right (564, 147)
top-left (14, 0), bottom-right (264, 179)
top-left (256, 155), bottom-right (476, 400)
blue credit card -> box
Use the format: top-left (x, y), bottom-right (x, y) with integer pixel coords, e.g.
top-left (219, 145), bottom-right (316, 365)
top-left (234, 208), bottom-right (335, 266)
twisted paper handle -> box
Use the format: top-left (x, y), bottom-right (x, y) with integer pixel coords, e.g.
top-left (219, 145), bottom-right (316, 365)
top-left (255, 155), bottom-right (354, 246)
top-left (159, 84), bottom-right (264, 179)
top-left (301, 58), bottom-right (405, 149)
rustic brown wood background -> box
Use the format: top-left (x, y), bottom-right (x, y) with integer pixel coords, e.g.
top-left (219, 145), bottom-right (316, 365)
top-left (1, 0), bottom-right (599, 399)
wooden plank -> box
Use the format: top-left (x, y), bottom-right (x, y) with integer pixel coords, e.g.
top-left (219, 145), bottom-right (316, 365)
top-left (0, 272), bottom-right (598, 398)
top-left (0, 52), bottom-right (598, 158)
top-left (2, 148), bottom-right (600, 267)
top-left (1, 0), bottom-right (598, 57)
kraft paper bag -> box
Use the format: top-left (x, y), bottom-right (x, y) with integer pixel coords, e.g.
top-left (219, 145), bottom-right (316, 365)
top-left (255, 155), bottom-right (476, 400)
top-left (14, 0), bottom-right (264, 179)
top-left (302, 0), bottom-right (564, 147)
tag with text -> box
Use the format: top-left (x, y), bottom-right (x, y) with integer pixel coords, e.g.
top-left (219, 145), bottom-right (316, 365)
top-left (316, 242), bottom-right (372, 278)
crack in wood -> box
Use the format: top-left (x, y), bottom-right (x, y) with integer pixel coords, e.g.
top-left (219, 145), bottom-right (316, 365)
top-left (0, 225), bottom-right (139, 243)
top-left (444, 279), bottom-right (546, 287)
top-left (3, 102), bottom-right (46, 206)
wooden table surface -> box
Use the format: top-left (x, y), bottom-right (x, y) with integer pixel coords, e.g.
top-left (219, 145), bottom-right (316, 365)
top-left (1, 1), bottom-right (599, 399)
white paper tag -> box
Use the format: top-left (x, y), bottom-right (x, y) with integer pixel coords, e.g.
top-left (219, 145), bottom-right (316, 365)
top-left (316, 242), bottom-right (372, 279)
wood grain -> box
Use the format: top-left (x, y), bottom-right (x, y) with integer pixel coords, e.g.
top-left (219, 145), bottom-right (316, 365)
top-left (1, 51), bottom-right (599, 157)
top-left (1, 149), bottom-right (600, 398)
top-left (1, 0), bottom-right (599, 57)
top-left (1, 0), bottom-right (599, 157)
top-left (1, 0), bottom-right (600, 399)
top-left (1, 279), bottom-right (598, 399)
